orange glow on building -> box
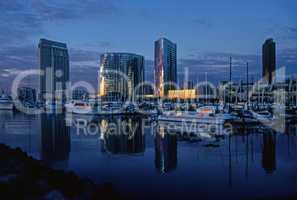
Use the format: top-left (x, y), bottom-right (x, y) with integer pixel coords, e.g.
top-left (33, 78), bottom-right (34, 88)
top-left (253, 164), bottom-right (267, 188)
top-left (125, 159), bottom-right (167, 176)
top-left (99, 77), bottom-right (106, 96)
top-left (168, 89), bottom-right (197, 99)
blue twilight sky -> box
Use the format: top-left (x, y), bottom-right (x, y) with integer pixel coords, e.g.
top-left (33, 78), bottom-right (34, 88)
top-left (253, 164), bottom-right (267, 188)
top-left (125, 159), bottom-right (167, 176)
top-left (0, 0), bottom-right (297, 90)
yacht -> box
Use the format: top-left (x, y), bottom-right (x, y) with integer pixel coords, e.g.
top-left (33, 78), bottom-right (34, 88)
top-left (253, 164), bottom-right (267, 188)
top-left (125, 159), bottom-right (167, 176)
top-left (251, 110), bottom-right (274, 124)
top-left (65, 100), bottom-right (76, 113)
top-left (158, 106), bottom-right (237, 137)
top-left (196, 106), bottom-right (217, 116)
top-left (0, 94), bottom-right (13, 110)
top-left (71, 101), bottom-right (93, 115)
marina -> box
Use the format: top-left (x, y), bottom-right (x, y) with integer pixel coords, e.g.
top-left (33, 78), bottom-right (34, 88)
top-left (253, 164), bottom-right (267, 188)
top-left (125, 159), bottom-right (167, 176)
top-left (0, 111), bottom-right (297, 199)
top-left (1, 1), bottom-right (296, 198)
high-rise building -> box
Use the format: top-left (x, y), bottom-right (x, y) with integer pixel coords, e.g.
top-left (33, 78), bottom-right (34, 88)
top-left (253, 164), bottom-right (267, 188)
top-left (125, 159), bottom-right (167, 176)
top-left (99, 53), bottom-right (144, 101)
top-left (262, 39), bottom-right (276, 84)
top-left (155, 38), bottom-right (177, 97)
top-left (39, 39), bottom-right (70, 104)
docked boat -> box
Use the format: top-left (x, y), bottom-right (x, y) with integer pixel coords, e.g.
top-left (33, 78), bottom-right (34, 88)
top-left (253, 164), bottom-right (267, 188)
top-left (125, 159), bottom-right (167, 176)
top-left (71, 101), bottom-right (93, 115)
top-left (0, 94), bottom-right (13, 110)
top-left (158, 106), bottom-right (237, 138)
top-left (65, 100), bottom-right (75, 113)
top-left (251, 110), bottom-right (274, 124)
top-left (159, 111), bottom-right (235, 126)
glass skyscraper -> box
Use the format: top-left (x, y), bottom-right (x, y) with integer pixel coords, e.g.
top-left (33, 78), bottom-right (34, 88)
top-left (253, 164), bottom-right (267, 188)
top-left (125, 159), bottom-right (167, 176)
top-left (39, 39), bottom-right (70, 104)
top-left (262, 38), bottom-right (276, 84)
top-left (99, 53), bottom-right (144, 101)
top-left (155, 38), bottom-right (177, 97)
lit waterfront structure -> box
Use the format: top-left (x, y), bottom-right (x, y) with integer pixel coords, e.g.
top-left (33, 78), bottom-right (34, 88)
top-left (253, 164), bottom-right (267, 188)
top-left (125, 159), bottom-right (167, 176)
top-left (167, 89), bottom-right (197, 100)
top-left (39, 39), bottom-right (70, 104)
top-left (262, 39), bottom-right (276, 84)
top-left (99, 53), bottom-right (144, 101)
top-left (155, 38), bottom-right (177, 97)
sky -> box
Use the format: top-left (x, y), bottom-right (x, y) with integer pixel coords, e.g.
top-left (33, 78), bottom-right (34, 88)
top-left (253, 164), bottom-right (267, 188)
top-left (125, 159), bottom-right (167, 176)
top-left (0, 0), bottom-right (297, 91)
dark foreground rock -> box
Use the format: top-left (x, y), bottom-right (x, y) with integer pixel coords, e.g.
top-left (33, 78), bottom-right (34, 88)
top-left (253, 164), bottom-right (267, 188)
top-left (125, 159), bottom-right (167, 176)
top-left (0, 144), bottom-right (125, 200)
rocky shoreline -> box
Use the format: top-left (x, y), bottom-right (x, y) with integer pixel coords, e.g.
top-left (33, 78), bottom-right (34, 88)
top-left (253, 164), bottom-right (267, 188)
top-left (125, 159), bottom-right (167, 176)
top-left (0, 144), bottom-right (125, 200)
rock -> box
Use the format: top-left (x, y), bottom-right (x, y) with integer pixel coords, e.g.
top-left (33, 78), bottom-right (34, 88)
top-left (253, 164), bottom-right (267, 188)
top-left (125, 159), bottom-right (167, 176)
top-left (0, 143), bottom-right (125, 200)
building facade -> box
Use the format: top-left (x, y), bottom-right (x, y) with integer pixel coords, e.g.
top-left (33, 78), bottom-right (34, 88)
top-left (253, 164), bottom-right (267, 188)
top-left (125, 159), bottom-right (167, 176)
top-left (262, 38), bottom-right (276, 84)
top-left (99, 53), bottom-right (144, 101)
top-left (155, 38), bottom-right (177, 97)
top-left (39, 39), bottom-right (70, 104)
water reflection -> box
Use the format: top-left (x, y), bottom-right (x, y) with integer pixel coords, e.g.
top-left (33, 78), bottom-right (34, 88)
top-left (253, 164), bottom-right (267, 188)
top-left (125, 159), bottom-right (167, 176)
top-left (41, 114), bottom-right (71, 167)
top-left (100, 117), bottom-right (145, 154)
top-left (0, 113), bottom-right (297, 199)
top-left (155, 129), bottom-right (177, 173)
top-left (262, 133), bottom-right (276, 174)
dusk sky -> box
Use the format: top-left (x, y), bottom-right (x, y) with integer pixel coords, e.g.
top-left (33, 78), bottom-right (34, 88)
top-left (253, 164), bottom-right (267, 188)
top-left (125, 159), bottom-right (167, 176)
top-left (1, 0), bottom-right (297, 90)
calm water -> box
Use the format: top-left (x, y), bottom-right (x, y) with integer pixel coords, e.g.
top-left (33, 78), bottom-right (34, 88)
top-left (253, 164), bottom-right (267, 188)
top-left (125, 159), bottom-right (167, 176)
top-left (0, 111), bottom-right (297, 200)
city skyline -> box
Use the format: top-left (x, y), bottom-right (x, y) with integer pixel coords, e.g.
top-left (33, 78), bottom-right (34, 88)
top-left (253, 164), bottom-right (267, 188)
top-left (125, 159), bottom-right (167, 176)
top-left (0, 1), bottom-right (297, 90)
top-left (1, 2), bottom-right (297, 200)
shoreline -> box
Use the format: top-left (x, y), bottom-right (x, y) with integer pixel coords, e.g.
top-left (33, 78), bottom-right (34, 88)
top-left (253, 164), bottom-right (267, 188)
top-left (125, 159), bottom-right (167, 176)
top-left (0, 143), bottom-right (126, 200)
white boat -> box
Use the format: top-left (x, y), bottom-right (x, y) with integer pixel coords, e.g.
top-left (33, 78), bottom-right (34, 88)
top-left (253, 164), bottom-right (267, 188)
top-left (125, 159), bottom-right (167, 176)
top-left (158, 106), bottom-right (236, 138)
top-left (0, 94), bottom-right (13, 110)
top-left (71, 101), bottom-right (93, 115)
top-left (65, 100), bottom-right (76, 113)
top-left (251, 110), bottom-right (274, 124)
top-left (159, 111), bottom-right (235, 126)
top-left (196, 106), bottom-right (217, 116)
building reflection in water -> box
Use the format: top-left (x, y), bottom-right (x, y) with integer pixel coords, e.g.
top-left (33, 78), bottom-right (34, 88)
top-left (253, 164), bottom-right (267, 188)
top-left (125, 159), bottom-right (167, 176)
top-left (100, 117), bottom-right (145, 154)
top-left (41, 114), bottom-right (71, 167)
top-left (155, 128), bottom-right (177, 173)
top-left (262, 133), bottom-right (276, 174)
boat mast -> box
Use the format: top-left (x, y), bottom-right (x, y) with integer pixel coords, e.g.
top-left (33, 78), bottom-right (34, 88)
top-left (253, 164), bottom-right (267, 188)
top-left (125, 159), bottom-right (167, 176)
top-left (246, 62), bottom-right (249, 109)
top-left (229, 57), bottom-right (232, 111)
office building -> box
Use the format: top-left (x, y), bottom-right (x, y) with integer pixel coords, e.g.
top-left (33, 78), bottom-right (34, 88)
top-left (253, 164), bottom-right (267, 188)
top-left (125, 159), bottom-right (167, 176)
top-left (155, 38), bottom-right (177, 97)
top-left (39, 39), bottom-right (70, 104)
top-left (99, 53), bottom-right (144, 101)
top-left (262, 39), bottom-right (276, 84)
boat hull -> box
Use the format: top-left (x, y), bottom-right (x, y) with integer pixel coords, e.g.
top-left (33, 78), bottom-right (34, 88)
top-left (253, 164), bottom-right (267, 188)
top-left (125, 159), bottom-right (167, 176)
top-left (0, 103), bottom-right (13, 110)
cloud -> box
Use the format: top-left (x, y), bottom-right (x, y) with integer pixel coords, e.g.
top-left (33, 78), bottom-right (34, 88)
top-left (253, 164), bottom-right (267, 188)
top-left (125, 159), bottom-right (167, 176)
top-left (180, 52), bottom-right (260, 70)
top-left (0, 45), bottom-right (37, 69)
top-left (265, 25), bottom-right (297, 44)
top-left (0, 0), bottom-right (119, 45)
top-left (69, 49), bottom-right (100, 63)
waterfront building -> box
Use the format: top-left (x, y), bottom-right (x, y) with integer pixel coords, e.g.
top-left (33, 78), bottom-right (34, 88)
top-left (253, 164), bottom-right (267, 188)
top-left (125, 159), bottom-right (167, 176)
top-left (167, 89), bottom-right (197, 100)
top-left (39, 39), bottom-right (70, 105)
top-left (262, 39), bottom-right (276, 84)
top-left (99, 53), bottom-right (144, 101)
top-left (155, 38), bottom-right (177, 97)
